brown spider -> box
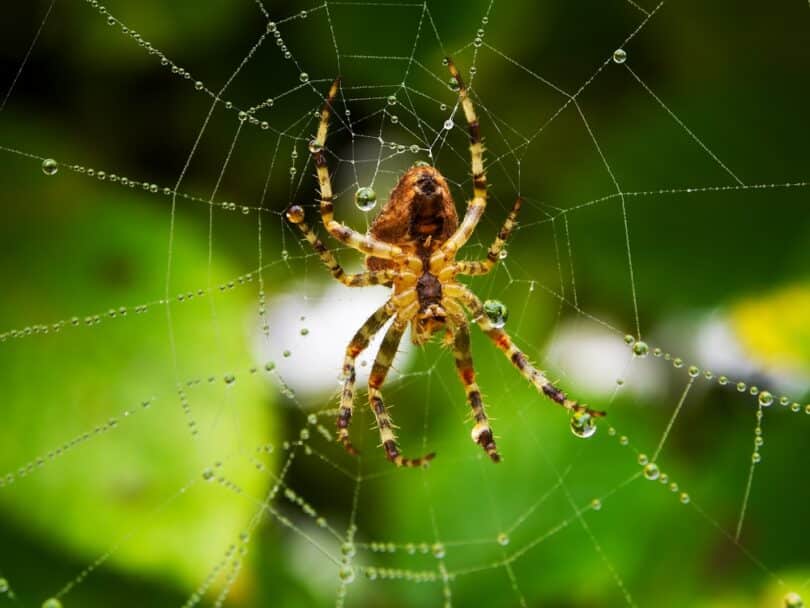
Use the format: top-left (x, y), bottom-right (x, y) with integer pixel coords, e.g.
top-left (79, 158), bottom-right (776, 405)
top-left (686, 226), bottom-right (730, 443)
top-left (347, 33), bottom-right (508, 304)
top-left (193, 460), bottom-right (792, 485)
top-left (286, 59), bottom-right (604, 467)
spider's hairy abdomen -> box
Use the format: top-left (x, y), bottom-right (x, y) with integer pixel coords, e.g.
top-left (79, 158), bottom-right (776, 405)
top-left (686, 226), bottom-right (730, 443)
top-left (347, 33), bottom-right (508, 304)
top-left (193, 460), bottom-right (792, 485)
top-left (365, 164), bottom-right (458, 271)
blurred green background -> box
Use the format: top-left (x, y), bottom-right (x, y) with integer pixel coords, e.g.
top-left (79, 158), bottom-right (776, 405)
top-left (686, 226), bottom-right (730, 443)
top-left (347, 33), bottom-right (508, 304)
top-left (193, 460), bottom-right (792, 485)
top-left (1, 1), bottom-right (809, 607)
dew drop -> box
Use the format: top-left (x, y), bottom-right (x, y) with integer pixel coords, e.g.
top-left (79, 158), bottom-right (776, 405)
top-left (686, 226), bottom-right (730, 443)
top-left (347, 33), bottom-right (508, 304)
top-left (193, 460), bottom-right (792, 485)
top-left (443, 118), bottom-right (454, 130)
top-left (409, 144), bottom-right (420, 154)
top-left (643, 463), bottom-right (660, 481)
top-left (613, 48), bottom-right (627, 64)
top-left (591, 498), bottom-right (602, 511)
top-left (42, 598), bottom-right (62, 608)
top-left (758, 391), bottom-right (773, 407)
top-left (679, 492), bottom-right (690, 504)
top-left (202, 468), bottom-right (215, 481)
top-left (448, 76), bottom-right (460, 92)
top-left (688, 365), bottom-right (700, 378)
top-left (498, 249), bottom-right (508, 260)
top-left (496, 533), bottom-right (510, 546)
top-left (632, 341), bottom-right (649, 357)
top-left (308, 139), bottom-right (323, 154)
top-left (266, 21), bottom-right (277, 32)
top-left (570, 410), bottom-right (597, 439)
top-left (390, 115), bottom-right (399, 124)
top-left (387, 95), bottom-right (397, 106)
top-left (0, 578), bottom-right (8, 593)
top-left (338, 565), bottom-right (355, 583)
top-left (341, 542), bottom-right (356, 557)
top-left (751, 452), bottom-right (761, 464)
top-left (784, 592), bottom-right (804, 608)
top-left (300, 328), bottom-right (309, 336)
top-left (282, 350), bottom-right (291, 358)
top-left (299, 72), bottom-right (309, 83)
top-left (623, 334), bottom-right (635, 345)
top-left (431, 543), bottom-right (446, 558)
top-left (673, 357), bottom-right (683, 368)
top-left (41, 158), bottom-right (59, 176)
top-left (481, 299), bottom-right (508, 328)
top-left (736, 381), bottom-right (747, 392)
top-left (194, 80), bottom-right (204, 91)
top-left (718, 375), bottom-right (729, 385)
top-left (637, 453), bottom-right (649, 466)
top-left (354, 186), bottom-right (377, 211)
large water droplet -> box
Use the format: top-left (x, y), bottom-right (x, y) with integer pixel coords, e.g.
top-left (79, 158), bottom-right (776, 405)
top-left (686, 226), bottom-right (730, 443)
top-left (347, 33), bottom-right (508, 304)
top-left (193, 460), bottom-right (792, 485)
top-left (41, 158), bottom-right (58, 176)
top-left (643, 463), bottom-right (660, 481)
top-left (784, 592), bottom-right (804, 608)
top-left (496, 532), bottom-right (509, 546)
top-left (431, 543), bottom-right (446, 558)
top-left (613, 48), bottom-right (627, 64)
top-left (482, 299), bottom-right (508, 328)
top-left (443, 118), bottom-right (454, 130)
top-left (42, 599), bottom-right (63, 608)
top-left (0, 578), bottom-right (8, 593)
top-left (570, 410), bottom-right (597, 439)
top-left (354, 186), bottom-right (377, 211)
top-left (632, 341), bottom-right (649, 357)
top-left (338, 565), bottom-right (355, 583)
top-left (758, 391), bottom-right (774, 407)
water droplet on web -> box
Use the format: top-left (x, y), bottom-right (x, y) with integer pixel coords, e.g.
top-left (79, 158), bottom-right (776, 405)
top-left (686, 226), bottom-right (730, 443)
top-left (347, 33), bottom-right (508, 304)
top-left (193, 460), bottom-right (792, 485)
top-left (308, 139), bottom-right (323, 154)
top-left (338, 565), bottom-right (355, 583)
top-left (202, 468), bottom-right (214, 481)
top-left (299, 9), bottom-right (308, 19)
top-left (496, 532), bottom-right (509, 546)
top-left (758, 391), bottom-right (773, 407)
top-left (238, 111), bottom-right (247, 122)
top-left (591, 498), bottom-right (602, 511)
top-left (282, 350), bottom-right (291, 358)
top-left (623, 334), bottom-right (635, 345)
top-left (0, 578), bottom-right (8, 593)
top-left (390, 115), bottom-right (399, 124)
top-left (736, 381), bottom-right (747, 392)
top-left (643, 463), bottom-right (660, 481)
top-left (387, 95), bottom-right (397, 106)
top-left (341, 542), bottom-right (356, 557)
top-left (431, 543), bottom-right (446, 558)
top-left (266, 21), bottom-right (277, 32)
top-left (300, 328), bottom-right (309, 336)
top-left (224, 374), bottom-right (236, 385)
top-left (679, 492), bottom-right (690, 504)
top-left (632, 340), bottom-right (649, 357)
top-left (613, 48), bottom-right (627, 64)
top-left (354, 186), bottom-right (377, 211)
top-left (440, 103), bottom-right (447, 112)
top-left (42, 598), bottom-right (62, 608)
top-left (751, 452), bottom-right (761, 464)
top-left (448, 76), bottom-right (460, 92)
top-left (194, 80), bottom-right (204, 91)
top-left (299, 72), bottom-right (309, 83)
top-left (498, 249), bottom-right (508, 260)
top-left (673, 357), bottom-right (683, 368)
top-left (482, 299), bottom-right (508, 328)
top-left (570, 410), bottom-right (597, 439)
top-left (41, 158), bottom-right (58, 176)
top-left (409, 144), bottom-right (419, 154)
top-left (784, 592), bottom-right (804, 608)
top-left (688, 365), bottom-right (700, 378)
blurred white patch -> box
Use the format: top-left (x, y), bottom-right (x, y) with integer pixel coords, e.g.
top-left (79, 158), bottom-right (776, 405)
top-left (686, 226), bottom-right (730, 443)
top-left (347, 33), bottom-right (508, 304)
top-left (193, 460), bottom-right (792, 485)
top-left (546, 322), bottom-right (664, 398)
top-left (695, 314), bottom-right (808, 395)
top-left (253, 281), bottom-right (414, 404)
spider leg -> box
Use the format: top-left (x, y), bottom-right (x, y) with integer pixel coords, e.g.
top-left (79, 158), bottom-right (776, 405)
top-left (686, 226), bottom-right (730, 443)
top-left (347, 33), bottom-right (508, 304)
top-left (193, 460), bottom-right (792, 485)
top-left (445, 300), bottom-right (501, 463)
top-left (368, 312), bottom-right (435, 468)
top-left (430, 59), bottom-right (487, 270)
top-left (286, 205), bottom-right (401, 287)
top-left (445, 283), bottom-right (606, 419)
top-left (311, 79), bottom-right (402, 260)
top-left (337, 299), bottom-right (397, 455)
top-left (448, 197), bottom-right (522, 278)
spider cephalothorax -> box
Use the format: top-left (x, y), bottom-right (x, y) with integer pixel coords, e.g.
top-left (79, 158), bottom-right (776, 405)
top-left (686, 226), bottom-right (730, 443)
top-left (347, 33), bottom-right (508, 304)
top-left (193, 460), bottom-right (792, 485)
top-left (286, 59), bottom-right (605, 467)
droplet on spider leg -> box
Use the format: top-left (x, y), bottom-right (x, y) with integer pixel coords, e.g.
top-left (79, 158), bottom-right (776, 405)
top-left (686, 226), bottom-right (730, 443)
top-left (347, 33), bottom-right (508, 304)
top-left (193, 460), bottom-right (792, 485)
top-left (354, 186), bottom-right (377, 211)
top-left (482, 299), bottom-right (508, 328)
top-left (569, 410), bottom-right (597, 439)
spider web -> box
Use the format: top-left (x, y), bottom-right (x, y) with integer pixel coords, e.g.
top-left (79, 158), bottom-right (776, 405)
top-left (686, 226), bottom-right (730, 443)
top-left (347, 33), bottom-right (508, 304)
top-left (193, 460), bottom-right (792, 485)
top-left (1, 0), bottom-right (809, 606)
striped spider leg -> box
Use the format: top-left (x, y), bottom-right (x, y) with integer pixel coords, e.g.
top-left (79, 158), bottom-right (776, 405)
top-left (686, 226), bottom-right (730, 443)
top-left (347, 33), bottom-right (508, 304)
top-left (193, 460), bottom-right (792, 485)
top-left (309, 78), bottom-right (404, 261)
top-left (366, 300), bottom-right (436, 468)
top-left (444, 298), bottom-right (501, 462)
top-left (445, 283), bottom-right (607, 424)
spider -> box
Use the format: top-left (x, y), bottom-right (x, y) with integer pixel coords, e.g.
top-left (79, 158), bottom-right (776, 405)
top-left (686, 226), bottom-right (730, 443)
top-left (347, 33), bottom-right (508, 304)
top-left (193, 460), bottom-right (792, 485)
top-left (286, 59), bottom-right (605, 467)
